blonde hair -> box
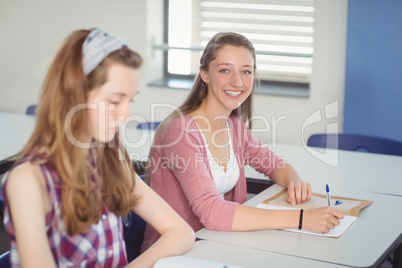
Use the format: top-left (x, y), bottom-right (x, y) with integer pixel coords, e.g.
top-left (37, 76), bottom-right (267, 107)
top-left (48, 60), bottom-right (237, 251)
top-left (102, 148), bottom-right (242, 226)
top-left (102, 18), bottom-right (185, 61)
top-left (16, 29), bottom-right (142, 235)
top-left (145, 32), bottom-right (256, 184)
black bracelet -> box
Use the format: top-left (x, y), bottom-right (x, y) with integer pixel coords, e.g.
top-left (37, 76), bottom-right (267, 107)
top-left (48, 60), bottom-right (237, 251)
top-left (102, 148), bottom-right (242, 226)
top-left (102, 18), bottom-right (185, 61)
top-left (298, 209), bottom-right (304, 230)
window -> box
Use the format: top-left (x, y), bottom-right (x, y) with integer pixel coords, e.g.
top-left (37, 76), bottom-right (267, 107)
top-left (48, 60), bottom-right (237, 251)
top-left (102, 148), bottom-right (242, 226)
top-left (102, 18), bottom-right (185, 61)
top-left (153, 0), bottom-right (315, 96)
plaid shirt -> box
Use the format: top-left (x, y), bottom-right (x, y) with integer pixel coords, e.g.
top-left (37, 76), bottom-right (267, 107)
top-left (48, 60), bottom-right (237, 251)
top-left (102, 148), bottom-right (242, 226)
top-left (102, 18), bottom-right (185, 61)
top-left (2, 159), bottom-right (127, 267)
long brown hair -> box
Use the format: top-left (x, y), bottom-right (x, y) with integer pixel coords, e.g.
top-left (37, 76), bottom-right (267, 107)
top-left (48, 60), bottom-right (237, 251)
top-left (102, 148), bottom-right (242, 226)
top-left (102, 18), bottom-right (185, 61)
top-left (145, 32), bottom-right (256, 184)
top-left (16, 29), bottom-right (142, 235)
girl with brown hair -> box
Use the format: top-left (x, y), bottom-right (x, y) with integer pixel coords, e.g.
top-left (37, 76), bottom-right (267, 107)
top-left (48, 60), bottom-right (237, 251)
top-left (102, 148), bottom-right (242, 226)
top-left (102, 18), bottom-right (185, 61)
top-left (2, 28), bottom-right (194, 267)
top-left (142, 32), bottom-right (343, 251)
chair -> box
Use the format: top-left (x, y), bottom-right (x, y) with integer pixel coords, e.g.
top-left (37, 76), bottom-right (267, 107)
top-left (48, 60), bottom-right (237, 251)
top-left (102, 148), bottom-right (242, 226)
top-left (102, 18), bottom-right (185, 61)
top-left (0, 160), bottom-right (15, 178)
top-left (25, 105), bottom-right (37, 115)
top-left (0, 160), bottom-right (15, 217)
top-left (0, 196), bottom-right (4, 217)
top-left (136, 122), bottom-right (161, 130)
top-left (307, 133), bottom-right (402, 156)
top-left (0, 251), bottom-right (10, 268)
top-left (122, 175), bottom-right (146, 262)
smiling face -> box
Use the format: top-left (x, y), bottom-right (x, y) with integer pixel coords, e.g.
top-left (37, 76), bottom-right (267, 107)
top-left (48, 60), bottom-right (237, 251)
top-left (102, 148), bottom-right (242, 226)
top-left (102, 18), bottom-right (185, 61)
top-left (200, 45), bottom-right (255, 115)
top-left (87, 63), bottom-right (139, 143)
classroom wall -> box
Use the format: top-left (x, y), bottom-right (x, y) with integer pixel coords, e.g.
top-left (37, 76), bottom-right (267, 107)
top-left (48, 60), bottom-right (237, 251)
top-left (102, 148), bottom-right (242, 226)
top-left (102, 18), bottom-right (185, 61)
top-left (344, 0), bottom-right (402, 142)
top-left (0, 0), bottom-right (348, 146)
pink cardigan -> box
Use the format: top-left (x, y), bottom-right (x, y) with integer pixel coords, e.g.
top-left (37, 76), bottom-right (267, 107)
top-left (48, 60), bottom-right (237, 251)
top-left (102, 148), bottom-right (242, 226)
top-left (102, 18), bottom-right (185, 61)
top-left (140, 114), bottom-right (285, 252)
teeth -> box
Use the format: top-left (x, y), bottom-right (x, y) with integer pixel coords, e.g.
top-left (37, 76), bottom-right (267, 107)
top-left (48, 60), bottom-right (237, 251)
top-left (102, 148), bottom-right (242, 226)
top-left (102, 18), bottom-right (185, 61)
top-left (225, 90), bottom-right (241, 96)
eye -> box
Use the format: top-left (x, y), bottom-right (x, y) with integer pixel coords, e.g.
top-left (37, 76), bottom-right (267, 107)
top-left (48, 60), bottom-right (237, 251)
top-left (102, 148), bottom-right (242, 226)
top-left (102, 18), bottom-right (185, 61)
top-left (219, 69), bottom-right (230, 74)
top-left (109, 99), bottom-right (121, 105)
top-left (242, 70), bottom-right (252, 75)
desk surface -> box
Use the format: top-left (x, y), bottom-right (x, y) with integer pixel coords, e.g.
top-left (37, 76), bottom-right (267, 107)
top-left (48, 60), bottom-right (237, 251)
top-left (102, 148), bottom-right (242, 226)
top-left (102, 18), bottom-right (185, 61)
top-left (125, 131), bottom-right (402, 197)
top-left (180, 240), bottom-right (347, 268)
top-left (196, 184), bottom-right (402, 268)
top-left (0, 111), bottom-right (153, 161)
top-left (245, 143), bottom-right (402, 197)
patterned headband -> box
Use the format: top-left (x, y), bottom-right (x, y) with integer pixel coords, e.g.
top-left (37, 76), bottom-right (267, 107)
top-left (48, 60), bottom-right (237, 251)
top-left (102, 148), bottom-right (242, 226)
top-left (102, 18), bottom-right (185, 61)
top-left (82, 28), bottom-right (127, 75)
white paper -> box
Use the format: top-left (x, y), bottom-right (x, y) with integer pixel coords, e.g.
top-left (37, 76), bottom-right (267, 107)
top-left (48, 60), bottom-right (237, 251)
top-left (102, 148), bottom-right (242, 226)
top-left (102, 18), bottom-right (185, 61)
top-left (256, 203), bottom-right (357, 238)
top-left (154, 256), bottom-right (244, 268)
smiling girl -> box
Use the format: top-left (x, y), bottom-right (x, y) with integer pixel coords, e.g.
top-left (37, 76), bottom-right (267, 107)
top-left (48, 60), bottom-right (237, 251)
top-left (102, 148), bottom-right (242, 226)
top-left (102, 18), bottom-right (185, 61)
top-left (141, 32), bottom-right (343, 252)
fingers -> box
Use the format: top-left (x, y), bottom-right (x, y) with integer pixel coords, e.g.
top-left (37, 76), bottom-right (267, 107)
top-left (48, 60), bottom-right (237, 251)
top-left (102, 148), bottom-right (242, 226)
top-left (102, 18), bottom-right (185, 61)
top-left (306, 207), bottom-right (345, 233)
top-left (286, 183), bottom-right (296, 205)
top-left (323, 216), bottom-right (339, 233)
top-left (286, 181), bottom-right (311, 205)
top-left (332, 207), bottom-right (345, 219)
top-left (305, 183), bottom-right (312, 201)
top-left (323, 226), bottom-right (333, 233)
top-left (294, 182), bottom-right (302, 204)
top-left (324, 208), bottom-right (343, 232)
top-left (330, 215), bottom-right (341, 227)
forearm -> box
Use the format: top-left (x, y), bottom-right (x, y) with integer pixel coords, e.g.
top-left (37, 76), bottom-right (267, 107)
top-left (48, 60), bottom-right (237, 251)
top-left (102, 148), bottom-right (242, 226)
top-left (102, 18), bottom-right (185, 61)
top-left (272, 163), bottom-right (300, 187)
top-left (231, 204), bottom-right (300, 231)
top-left (231, 205), bottom-right (344, 233)
top-left (127, 223), bottom-right (194, 268)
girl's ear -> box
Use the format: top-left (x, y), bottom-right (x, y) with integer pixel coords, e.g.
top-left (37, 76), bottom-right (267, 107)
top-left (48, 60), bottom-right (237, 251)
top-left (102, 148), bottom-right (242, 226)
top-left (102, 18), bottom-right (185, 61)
top-left (200, 69), bottom-right (210, 84)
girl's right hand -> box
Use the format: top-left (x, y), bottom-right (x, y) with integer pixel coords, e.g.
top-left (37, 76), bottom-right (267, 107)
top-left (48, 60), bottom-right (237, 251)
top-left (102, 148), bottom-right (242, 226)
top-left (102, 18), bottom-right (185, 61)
top-left (303, 207), bottom-right (344, 233)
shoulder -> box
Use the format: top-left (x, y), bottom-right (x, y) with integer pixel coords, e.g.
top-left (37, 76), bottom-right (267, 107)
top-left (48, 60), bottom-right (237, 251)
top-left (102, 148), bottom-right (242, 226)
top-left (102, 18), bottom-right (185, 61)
top-left (155, 114), bottom-right (204, 149)
top-left (6, 161), bottom-right (47, 200)
top-left (168, 114), bottom-right (196, 131)
top-left (5, 161), bottom-right (52, 233)
top-left (164, 114), bottom-right (200, 139)
top-left (8, 161), bottom-right (43, 184)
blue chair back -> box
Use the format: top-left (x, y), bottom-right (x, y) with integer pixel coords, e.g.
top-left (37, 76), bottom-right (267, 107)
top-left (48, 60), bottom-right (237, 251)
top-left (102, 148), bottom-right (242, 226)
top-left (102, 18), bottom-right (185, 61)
top-left (122, 175), bottom-right (146, 262)
top-left (25, 105), bottom-right (37, 115)
top-left (307, 133), bottom-right (402, 156)
top-left (0, 196), bottom-right (4, 213)
top-left (0, 251), bottom-right (10, 268)
top-left (136, 122), bottom-right (161, 130)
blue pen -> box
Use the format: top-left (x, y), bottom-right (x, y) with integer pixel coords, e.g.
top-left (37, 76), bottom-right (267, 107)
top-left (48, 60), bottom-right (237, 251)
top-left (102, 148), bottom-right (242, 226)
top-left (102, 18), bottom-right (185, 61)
top-left (326, 184), bottom-right (331, 207)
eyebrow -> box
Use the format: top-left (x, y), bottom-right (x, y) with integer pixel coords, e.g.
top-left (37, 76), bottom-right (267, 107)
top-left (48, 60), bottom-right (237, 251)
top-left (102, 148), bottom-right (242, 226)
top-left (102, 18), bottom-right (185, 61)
top-left (110, 92), bottom-right (128, 97)
top-left (109, 90), bottom-right (140, 102)
top-left (216, 63), bottom-right (253, 68)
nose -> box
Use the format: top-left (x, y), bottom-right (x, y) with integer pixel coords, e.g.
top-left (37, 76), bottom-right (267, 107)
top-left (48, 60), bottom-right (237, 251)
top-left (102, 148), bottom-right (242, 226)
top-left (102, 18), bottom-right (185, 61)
top-left (231, 73), bottom-right (243, 88)
top-left (120, 105), bottom-right (130, 123)
top-left (109, 103), bottom-right (130, 124)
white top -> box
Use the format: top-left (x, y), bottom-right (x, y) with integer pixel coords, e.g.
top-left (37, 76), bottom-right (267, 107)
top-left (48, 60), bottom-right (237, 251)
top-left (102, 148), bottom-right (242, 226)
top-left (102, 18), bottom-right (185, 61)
top-left (196, 122), bottom-right (240, 199)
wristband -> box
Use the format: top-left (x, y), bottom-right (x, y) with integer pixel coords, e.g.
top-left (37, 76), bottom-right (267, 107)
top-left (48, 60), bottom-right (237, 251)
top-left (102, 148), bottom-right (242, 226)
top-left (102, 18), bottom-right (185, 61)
top-left (298, 209), bottom-right (304, 230)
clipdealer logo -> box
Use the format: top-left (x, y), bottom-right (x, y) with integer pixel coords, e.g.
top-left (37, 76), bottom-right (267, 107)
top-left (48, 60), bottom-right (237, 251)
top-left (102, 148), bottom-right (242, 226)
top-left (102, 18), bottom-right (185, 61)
top-left (301, 101), bottom-right (339, 167)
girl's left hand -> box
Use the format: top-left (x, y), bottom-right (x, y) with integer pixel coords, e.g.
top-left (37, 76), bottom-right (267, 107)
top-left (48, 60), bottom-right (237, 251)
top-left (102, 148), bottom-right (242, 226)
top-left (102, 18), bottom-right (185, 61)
top-left (285, 181), bottom-right (312, 205)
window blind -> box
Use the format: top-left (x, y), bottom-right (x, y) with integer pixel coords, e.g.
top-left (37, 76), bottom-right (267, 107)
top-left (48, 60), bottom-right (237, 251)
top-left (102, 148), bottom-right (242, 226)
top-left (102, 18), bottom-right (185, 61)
top-left (199, 0), bottom-right (314, 84)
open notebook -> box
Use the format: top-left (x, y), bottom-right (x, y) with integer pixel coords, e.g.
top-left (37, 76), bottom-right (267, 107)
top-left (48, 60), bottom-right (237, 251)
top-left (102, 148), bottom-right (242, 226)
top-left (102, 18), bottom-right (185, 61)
top-left (257, 189), bottom-right (372, 238)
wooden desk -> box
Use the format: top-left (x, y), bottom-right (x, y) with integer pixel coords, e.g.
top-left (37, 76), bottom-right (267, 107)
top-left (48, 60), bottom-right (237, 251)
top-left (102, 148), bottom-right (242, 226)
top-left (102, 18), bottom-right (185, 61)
top-left (196, 184), bottom-right (402, 268)
top-left (180, 240), bottom-right (348, 268)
